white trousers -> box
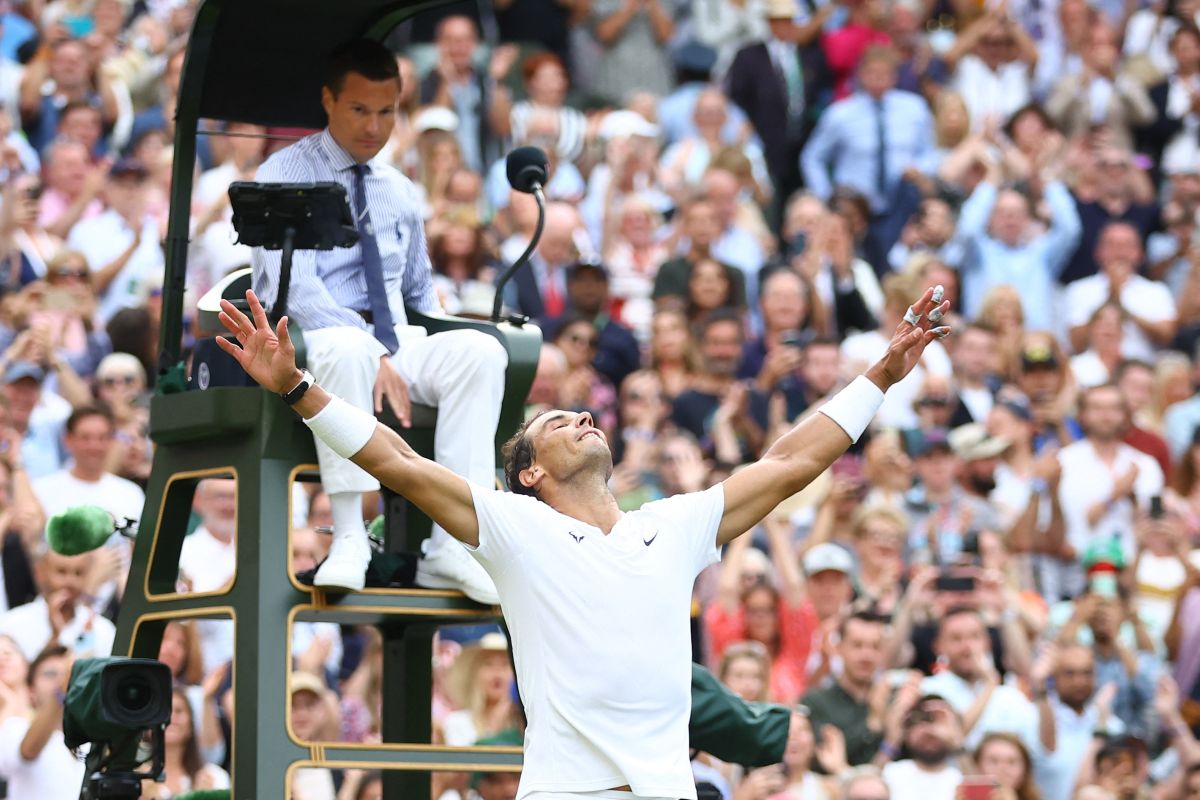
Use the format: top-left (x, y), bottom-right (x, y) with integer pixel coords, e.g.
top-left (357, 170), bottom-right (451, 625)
top-left (303, 325), bottom-right (508, 551)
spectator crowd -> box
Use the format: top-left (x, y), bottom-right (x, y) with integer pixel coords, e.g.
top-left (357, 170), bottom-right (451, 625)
top-left (0, 0), bottom-right (1198, 798)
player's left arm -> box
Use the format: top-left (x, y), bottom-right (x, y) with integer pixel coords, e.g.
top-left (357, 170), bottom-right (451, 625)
top-left (717, 286), bottom-right (950, 546)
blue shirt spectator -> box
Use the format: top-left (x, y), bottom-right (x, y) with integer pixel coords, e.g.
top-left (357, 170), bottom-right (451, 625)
top-left (957, 179), bottom-right (1082, 331)
top-left (801, 51), bottom-right (935, 214)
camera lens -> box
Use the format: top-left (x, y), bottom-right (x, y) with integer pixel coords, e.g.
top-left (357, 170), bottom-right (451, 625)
top-left (116, 674), bottom-right (153, 713)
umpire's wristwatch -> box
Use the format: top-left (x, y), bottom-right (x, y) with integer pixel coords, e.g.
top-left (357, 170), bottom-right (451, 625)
top-left (282, 370), bottom-right (316, 405)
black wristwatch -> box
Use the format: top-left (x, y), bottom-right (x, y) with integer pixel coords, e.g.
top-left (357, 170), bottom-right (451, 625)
top-left (282, 370), bottom-right (315, 405)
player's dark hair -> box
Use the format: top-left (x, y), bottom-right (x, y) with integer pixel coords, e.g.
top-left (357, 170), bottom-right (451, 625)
top-left (324, 40), bottom-right (401, 97)
top-left (502, 410), bottom-right (552, 499)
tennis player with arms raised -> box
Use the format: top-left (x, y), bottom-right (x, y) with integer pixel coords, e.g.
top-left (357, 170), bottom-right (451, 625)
top-left (217, 286), bottom-right (950, 800)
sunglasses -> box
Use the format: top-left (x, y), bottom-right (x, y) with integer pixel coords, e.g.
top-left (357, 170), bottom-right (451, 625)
top-left (101, 375), bottom-right (138, 387)
top-left (567, 332), bottom-right (598, 347)
top-left (52, 269), bottom-right (88, 280)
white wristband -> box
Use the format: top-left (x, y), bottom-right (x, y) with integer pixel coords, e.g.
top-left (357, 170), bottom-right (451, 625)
top-left (818, 375), bottom-right (885, 442)
top-left (302, 395), bottom-right (377, 459)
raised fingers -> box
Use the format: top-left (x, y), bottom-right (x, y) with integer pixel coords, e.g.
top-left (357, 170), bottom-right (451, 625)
top-left (246, 289), bottom-right (270, 330)
top-left (218, 299), bottom-right (253, 337)
top-left (900, 286), bottom-right (935, 330)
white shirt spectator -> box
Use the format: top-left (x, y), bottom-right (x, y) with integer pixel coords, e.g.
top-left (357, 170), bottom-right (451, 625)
top-left (882, 759), bottom-right (964, 800)
top-left (1033, 697), bottom-right (1125, 800)
top-left (33, 469), bottom-right (145, 523)
top-left (1064, 273), bottom-right (1177, 362)
top-left (1056, 439), bottom-right (1163, 596)
top-left (0, 716), bottom-right (86, 799)
top-left (0, 596), bottom-right (116, 661)
top-left (178, 526), bottom-right (237, 673)
top-left (952, 55), bottom-right (1032, 131)
top-left (67, 209), bottom-right (164, 324)
top-left (840, 331), bottom-right (952, 429)
top-left (921, 671), bottom-right (1041, 752)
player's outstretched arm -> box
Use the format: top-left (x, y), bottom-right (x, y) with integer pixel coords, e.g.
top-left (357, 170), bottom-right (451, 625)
top-left (717, 286), bottom-right (950, 546)
top-left (217, 290), bottom-right (480, 546)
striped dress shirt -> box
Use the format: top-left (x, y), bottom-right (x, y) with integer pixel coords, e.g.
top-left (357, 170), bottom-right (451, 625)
top-left (250, 129), bottom-right (440, 338)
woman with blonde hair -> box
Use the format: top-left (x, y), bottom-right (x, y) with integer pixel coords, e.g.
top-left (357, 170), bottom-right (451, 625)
top-left (648, 308), bottom-right (702, 401)
top-left (716, 640), bottom-right (771, 702)
top-left (850, 504), bottom-right (908, 615)
top-left (1151, 352), bottom-right (1194, 432)
top-left (776, 708), bottom-right (840, 800)
top-left (442, 632), bottom-right (518, 746)
top-left (428, 206), bottom-right (499, 316)
top-left (414, 127), bottom-right (463, 220)
top-left (978, 286), bottom-right (1026, 380)
top-left (973, 732), bottom-right (1042, 800)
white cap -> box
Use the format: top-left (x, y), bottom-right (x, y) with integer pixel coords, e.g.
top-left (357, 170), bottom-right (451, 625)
top-left (948, 423), bottom-right (1010, 461)
top-left (598, 110), bottom-right (659, 141)
top-left (413, 106), bottom-right (460, 134)
top-left (803, 543), bottom-right (854, 576)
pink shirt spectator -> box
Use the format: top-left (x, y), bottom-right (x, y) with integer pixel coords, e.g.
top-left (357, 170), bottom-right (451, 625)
top-left (38, 188), bottom-right (102, 232)
top-left (704, 598), bottom-right (818, 704)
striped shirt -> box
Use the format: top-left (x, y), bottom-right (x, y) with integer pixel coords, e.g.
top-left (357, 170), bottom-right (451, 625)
top-left (250, 129), bottom-right (440, 337)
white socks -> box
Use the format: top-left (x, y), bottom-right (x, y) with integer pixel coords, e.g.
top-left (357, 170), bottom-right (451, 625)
top-left (330, 492), bottom-right (368, 545)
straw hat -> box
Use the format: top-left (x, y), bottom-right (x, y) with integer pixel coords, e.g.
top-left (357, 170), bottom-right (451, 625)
top-left (764, 0), bottom-right (799, 19)
top-left (446, 632), bottom-right (510, 708)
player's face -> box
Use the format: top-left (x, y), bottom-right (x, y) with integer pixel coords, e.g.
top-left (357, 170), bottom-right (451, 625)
top-left (322, 71), bottom-right (400, 164)
top-left (523, 410), bottom-right (612, 489)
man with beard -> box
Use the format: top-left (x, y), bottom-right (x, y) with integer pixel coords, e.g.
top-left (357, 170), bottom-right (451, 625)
top-left (949, 422), bottom-right (1008, 501)
top-left (671, 310), bottom-right (767, 461)
top-left (902, 428), bottom-right (998, 565)
top-left (801, 611), bottom-right (891, 765)
top-left (1056, 383), bottom-right (1163, 598)
top-left (920, 607), bottom-right (1049, 753)
top-left (1055, 592), bottom-right (1159, 740)
top-left (1034, 644), bottom-right (1124, 800)
top-left (879, 693), bottom-right (966, 800)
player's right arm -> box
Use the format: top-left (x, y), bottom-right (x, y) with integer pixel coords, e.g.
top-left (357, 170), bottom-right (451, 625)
top-left (216, 290), bottom-right (480, 546)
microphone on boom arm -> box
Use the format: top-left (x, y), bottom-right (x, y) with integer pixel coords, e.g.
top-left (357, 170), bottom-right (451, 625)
top-left (492, 146), bottom-right (550, 323)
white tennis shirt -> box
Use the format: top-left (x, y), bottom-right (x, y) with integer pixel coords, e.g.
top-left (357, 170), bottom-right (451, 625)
top-left (467, 482), bottom-right (725, 800)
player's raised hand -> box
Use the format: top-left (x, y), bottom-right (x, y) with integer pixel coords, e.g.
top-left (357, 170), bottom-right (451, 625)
top-left (216, 290), bottom-right (301, 393)
top-left (867, 285), bottom-right (951, 390)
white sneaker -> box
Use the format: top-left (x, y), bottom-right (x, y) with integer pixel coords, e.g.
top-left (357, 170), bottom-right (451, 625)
top-left (313, 532), bottom-right (371, 592)
top-left (416, 541), bottom-right (499, 605)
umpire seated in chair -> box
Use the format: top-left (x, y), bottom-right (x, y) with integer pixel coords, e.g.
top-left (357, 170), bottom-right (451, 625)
top-left (251, 39), bottom-right (506, 601)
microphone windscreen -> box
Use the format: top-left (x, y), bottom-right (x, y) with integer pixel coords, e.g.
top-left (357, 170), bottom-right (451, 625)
top-left (505, 146), bottom-right (549, 194)
top-left (46, 506), bottom-right (116, 556)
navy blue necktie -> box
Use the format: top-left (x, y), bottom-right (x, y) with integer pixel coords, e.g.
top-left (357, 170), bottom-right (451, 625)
top-left (874, 97), bottom-right (888, 198)
top-left (351, 163), bottom-right (399, 354)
